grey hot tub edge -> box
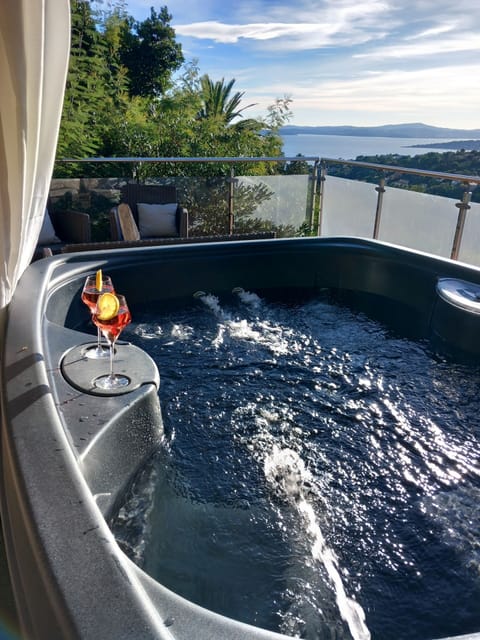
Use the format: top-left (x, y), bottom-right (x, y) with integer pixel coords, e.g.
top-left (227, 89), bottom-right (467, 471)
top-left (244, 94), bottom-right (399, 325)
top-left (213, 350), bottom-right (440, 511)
top-left (1, 236), bottom-right (480, 640)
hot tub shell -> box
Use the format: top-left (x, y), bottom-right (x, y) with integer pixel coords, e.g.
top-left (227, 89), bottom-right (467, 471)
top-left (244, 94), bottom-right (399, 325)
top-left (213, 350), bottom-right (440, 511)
top-left (1, 237), bottom-right (480, 640)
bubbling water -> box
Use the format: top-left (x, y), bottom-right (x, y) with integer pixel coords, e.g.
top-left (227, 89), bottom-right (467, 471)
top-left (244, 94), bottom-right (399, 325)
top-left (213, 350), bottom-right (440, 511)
top-left (112, 287), bottom-right (480, 640)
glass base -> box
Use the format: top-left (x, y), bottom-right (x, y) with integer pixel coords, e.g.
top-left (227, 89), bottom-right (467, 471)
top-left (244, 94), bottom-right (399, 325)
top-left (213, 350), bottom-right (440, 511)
top-left (94, 373), bottom-right (130, 390)
top-left (84, 344), bottom-right (110, 359)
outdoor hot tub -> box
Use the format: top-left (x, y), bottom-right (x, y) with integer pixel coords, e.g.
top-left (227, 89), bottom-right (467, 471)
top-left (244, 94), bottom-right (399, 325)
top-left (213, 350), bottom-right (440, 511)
top-left (1, 237), bottom-right (480, 640)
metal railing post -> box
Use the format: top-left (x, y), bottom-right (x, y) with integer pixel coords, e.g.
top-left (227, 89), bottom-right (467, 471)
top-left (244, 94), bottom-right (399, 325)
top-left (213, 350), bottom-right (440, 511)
top-left (450, 182), bottom-right (474, 260)
top-left (309, 159), bottom-right (319, 232)
top-left (228, 166), bottom-right (235, 235)
top-left (317, 161), bottom-right (327, 236)
top-left (373, 176), bottom-right (385, 239)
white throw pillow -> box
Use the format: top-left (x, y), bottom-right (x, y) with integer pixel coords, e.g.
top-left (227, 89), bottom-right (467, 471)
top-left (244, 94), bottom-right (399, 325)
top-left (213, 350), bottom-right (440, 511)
top-left (137, 202), bottom-right (178, 237)
top-left (39, 209), bottom-right (61, 244)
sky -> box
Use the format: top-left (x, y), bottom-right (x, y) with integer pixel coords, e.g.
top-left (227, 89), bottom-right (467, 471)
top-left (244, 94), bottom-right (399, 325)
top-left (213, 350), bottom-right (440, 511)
top-left (120, 0), bottom-right (480, 130)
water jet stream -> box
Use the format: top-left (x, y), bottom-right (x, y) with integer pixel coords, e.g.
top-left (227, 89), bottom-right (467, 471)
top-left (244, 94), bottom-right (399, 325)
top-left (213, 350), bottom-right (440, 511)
top-left (264, 446), bottom-right (371, 640)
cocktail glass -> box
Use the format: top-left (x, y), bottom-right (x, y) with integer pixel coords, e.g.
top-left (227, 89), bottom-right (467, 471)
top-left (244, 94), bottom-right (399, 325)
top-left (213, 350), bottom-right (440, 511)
top-left (81, 274), bottom-right (114, 358)
top-left (93, 294), bottom-right (132, 389)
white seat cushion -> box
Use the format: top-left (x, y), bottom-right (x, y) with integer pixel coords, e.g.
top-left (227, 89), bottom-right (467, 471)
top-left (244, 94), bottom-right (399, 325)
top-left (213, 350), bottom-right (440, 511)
top-left (39, 209), bottom-right (61, 244)
top-left (137, 202), bottom-right (178, 237)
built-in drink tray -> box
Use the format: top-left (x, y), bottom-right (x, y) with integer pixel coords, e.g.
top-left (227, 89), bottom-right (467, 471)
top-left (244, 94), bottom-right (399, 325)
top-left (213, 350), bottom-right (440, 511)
top-left (61, 342), bottom-right (159, 396)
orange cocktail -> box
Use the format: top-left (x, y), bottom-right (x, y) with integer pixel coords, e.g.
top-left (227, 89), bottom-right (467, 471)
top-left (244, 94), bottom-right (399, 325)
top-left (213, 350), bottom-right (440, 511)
top-left (81, 270), bottom-right (114, 358)
top-left (92, 293), bottom-right (132, 389)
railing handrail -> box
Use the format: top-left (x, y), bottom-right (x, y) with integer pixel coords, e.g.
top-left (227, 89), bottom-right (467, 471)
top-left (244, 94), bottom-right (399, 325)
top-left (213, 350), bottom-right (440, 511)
top-left (60, 154), bottom-right (480, 185)
top-left (321, 157), bottom-right (480, 185)
top-left (60, 156), bottom-right (321, 164)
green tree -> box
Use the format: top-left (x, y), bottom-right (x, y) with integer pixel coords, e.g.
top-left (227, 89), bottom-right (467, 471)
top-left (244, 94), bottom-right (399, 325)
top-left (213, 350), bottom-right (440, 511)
top-left (54, 2), bottom-right (294, 179)
top-left (262, 95), bottom-right (293, 157)
top-left (55, 1), bottom-right (185, 171)
top-left (56, 0), bottom-right (110, 159)
top-left (99, 2), bottom-right (131, 99)
top-left (119, 6), bottom-right (184, 98)
top-left (197, 75), bottom-right (258, 129)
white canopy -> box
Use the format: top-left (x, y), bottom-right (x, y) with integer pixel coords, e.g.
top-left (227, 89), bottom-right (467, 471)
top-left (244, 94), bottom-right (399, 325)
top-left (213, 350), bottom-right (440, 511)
top-left (0, 0), bottom-right (70, 329)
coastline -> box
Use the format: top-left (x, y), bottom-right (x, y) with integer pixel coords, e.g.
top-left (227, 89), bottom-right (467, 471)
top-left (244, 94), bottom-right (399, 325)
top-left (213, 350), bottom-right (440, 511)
top-left (408, 139), bottom-right (480, 150)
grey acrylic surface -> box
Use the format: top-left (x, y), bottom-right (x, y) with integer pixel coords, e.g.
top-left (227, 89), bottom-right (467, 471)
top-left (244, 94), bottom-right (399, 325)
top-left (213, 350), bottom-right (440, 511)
top-left (1, 237), bottom-right (480, 640)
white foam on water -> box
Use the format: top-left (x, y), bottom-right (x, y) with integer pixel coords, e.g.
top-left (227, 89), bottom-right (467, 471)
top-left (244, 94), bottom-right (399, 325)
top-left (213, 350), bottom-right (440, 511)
top-left (170, 323), bottom-right (194, 341)
top-left (195, 293), bottom-right (230, 348)
top-left (212, 324), bottom-right (226, 348)
top-left (134, 323), bottom-right (163, 339)
top-left (264, 446), bottom-right (371, 640)
top-left (197, 292), bottom-right (230, 318)
top-left (225, 318), bottom-right (294, 355)
top-left (226, 318), bottom-right (262, 341)
top-left (233, 287), bottom-right (263, 309)
top-left (197, 292), bottom-right (295, 355)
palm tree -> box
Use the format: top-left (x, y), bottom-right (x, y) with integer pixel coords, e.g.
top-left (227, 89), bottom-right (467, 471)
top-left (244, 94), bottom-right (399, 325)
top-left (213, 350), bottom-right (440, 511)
top-left (197, 75), bottom-right (259, 130)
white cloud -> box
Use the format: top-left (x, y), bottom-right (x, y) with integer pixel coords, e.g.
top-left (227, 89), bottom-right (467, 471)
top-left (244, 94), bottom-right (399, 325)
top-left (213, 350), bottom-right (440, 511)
top-left (405, 24), bottom-right (456, 40)
top-left (175, 20), bottom-right (390, 51)
top-left (262, 63), bottom-right (480, 103)
top-left (175, 21), bottom-right (323, 44)
top-left (244, 63), bottom-right (480, 127)
top-left (356, 33), bottom-right (480, 59)
top-left (174, 0), bottom-right (393, 49)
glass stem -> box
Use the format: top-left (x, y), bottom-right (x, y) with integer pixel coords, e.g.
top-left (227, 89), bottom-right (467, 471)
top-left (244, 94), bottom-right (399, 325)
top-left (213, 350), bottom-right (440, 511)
top-left (109, 339), bottom-right (116, 379)
top-left (97, 326), bottom-right (102, 351)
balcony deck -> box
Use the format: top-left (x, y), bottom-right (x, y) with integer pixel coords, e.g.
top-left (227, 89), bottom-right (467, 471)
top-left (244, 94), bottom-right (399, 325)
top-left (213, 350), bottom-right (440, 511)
top-left (51, 155), bottom-right (480, 265)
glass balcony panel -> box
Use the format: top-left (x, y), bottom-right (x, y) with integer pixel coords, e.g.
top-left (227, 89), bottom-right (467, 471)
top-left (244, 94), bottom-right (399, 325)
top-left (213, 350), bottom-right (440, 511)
top-left (321, 176), bottom-right (377, 237)
top-left (168, 176), bottom-right (231, 236)
top-left (48, 163), bottom-right (480, 267)
top-left (236, 175), bottom-right (311, 236)
top-left (379, 188), bottom-right (458, 258)
top-left (457, 200), bottom-right (480, 267)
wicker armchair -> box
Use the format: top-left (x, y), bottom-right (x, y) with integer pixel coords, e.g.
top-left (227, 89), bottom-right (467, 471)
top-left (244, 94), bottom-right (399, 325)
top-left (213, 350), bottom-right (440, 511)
top-left (109, 184), bottom-right (188, 241)
top-left (34, 208), bottom-right (91, 260)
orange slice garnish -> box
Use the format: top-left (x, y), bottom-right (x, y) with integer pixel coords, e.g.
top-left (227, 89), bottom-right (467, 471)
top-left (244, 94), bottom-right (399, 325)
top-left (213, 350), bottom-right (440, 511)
top-left (96, 269), bottom-right (103, 291)
top-left (97, 292), bottom-right (119, 320)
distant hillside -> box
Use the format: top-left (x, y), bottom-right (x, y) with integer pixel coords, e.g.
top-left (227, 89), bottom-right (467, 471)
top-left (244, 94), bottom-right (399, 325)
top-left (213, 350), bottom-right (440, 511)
top-left (280, 122), bottom-right (480, 139)
top-left (408, 139), bottom-right (480, 151)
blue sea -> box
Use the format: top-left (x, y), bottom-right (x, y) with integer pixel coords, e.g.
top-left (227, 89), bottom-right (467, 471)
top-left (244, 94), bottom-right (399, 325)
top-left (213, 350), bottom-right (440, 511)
top-left (281, 133), bottom-right (460, 160)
